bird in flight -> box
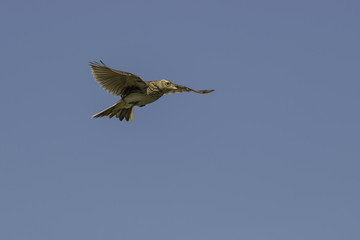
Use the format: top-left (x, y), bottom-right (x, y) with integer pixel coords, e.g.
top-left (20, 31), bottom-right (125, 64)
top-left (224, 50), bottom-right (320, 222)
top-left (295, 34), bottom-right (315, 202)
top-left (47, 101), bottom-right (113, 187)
top-left (90, 61), bottom-right (214, 121)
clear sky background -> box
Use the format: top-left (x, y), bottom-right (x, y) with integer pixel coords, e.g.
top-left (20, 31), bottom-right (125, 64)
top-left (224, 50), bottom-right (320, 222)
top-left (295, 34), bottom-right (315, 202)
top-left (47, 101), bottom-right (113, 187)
top-left (0, 0), bottom-right (359, 239)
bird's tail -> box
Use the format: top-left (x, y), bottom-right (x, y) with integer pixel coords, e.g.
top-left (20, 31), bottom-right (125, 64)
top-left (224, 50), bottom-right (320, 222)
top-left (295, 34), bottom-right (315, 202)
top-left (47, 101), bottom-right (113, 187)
top-left (92, 104), bottom-right (116, 118)
top-left (92, 104), bottom-right (135, 121)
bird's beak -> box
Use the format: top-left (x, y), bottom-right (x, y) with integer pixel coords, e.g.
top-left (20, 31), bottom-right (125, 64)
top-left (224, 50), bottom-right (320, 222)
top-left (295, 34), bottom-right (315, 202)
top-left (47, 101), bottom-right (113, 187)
top-left (171, 85), bottom-right (177, 90)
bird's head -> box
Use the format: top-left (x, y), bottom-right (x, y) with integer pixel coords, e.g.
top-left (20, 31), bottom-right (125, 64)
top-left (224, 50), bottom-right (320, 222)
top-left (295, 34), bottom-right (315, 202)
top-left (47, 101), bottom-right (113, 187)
top-left (160, 79), bottom-right (177, 91)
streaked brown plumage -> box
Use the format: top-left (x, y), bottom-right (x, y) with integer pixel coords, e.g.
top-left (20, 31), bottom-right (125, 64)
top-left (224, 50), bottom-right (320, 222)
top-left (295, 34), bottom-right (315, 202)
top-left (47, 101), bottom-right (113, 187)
top-left (90, 61), bottom-right (214, 121)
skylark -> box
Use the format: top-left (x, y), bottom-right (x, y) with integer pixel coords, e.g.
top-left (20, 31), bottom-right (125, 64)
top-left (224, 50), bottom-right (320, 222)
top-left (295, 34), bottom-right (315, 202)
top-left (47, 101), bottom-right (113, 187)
top-left (90, 61), bottom-right (214, 121)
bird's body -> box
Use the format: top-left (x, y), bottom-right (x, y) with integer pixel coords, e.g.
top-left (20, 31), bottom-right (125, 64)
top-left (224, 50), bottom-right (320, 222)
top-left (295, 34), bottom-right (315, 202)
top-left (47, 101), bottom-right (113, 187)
top-left (90, 61), bottom-right (214, 121)
top-left (124, 91), bottom-right (162, 106)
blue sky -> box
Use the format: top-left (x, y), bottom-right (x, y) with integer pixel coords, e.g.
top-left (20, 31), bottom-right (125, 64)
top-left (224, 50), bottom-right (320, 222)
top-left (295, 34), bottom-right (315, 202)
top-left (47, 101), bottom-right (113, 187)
top-left (0, 0), bottom-right (359, 239)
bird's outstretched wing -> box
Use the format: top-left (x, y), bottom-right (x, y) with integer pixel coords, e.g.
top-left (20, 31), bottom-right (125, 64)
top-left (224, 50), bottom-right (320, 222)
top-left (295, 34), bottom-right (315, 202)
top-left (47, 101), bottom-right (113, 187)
top-left (89, 61), bottom-right (148, 96)
top-left (165, 84), bottom-right (215, 94)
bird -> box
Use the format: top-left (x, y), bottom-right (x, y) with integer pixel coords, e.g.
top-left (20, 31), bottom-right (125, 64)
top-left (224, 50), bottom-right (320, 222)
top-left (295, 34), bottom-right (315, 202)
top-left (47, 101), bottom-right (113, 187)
top-left (89, 61), bottom-right (214, 121)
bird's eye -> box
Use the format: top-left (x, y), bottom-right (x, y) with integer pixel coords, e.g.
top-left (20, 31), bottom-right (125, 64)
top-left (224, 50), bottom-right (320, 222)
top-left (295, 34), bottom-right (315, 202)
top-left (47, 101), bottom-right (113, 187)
top-left (166, 82), bottom-right (170, 86)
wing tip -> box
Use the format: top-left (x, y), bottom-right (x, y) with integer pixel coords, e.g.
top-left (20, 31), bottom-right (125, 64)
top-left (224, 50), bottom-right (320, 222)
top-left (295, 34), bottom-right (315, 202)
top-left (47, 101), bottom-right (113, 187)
top-left (89, 60), bottom-right (106, 67)
top-left (199, 89), bottom-right (215, 94)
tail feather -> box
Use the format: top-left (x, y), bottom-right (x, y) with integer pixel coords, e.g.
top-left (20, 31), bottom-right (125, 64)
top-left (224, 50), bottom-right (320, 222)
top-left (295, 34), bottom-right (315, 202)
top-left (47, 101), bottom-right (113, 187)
top-left (92, 104), bottom-right (135, 122)
top-left (92, 104), bottom-right (117, 118)
top-left (118, 107), bottom-right (134, 121)
top-left (119, 108), bottom-right (127, 121)
top-left (129, 107), bottom-right (135, 121)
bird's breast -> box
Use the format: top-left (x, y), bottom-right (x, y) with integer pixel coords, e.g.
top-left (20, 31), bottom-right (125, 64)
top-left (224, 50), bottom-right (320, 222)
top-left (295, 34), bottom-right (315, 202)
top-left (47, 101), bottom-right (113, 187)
top-left (124, 92), bottom-right (162, 106)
